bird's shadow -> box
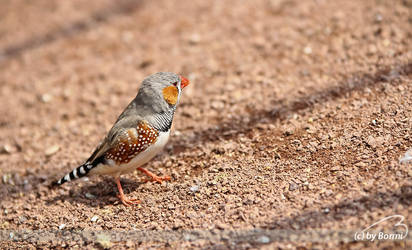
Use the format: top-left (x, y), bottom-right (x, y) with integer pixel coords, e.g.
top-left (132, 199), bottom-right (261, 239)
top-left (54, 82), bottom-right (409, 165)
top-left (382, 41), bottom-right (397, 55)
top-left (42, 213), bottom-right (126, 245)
top-left (47, 176), bottom-right (144, 207)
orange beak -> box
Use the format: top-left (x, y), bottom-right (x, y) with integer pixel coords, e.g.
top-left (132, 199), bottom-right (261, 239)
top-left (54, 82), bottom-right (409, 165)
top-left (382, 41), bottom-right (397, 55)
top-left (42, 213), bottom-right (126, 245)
top-left (180, 76), bottom-right (190, 88)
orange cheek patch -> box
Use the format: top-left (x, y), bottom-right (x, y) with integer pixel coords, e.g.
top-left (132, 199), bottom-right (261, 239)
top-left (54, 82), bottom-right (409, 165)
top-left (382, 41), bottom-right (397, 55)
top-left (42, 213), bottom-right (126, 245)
top-left (162, 86), bottom-right (178, 105)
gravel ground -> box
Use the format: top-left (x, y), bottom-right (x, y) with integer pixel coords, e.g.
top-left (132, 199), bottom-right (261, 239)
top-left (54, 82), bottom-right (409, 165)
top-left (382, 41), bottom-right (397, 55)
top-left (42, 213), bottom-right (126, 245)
top-left (0, 0), bottom-right (411, 249)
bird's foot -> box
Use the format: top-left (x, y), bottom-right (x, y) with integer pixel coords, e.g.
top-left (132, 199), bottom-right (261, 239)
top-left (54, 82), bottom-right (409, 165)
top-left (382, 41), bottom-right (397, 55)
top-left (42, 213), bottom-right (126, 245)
top-left (115, 177), bottom-right (140, 206)
top-left (117, 194), bottom-right (141, 206)
top-left (137, 167), bottom-right (171, 184)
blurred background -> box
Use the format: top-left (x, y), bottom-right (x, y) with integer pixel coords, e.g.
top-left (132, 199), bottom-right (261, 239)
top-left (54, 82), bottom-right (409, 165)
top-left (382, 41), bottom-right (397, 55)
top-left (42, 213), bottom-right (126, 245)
top-left (0, 0), bottom-right (411, 248)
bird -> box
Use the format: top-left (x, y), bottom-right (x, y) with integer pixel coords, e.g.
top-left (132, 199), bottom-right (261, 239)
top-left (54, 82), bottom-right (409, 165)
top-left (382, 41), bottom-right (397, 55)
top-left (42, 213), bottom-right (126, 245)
top-left (52, 72), bottom-right (190, 206)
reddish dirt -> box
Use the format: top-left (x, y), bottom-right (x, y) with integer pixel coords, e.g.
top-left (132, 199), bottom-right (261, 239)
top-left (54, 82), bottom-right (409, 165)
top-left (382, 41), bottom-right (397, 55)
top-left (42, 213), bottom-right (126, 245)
top-left (0, 0), bottom-right (411, 249)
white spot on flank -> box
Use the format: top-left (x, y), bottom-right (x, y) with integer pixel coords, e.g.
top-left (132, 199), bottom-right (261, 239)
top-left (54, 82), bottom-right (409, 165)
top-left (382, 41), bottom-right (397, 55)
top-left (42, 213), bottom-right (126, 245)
top-left (79, 166), bottom-right (86, 175)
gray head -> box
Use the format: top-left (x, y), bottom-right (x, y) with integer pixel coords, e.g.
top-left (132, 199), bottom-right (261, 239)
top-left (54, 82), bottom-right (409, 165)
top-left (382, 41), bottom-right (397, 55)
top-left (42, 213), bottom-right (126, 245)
top-left (135, 72), bottom-right (189, 112)
top-left (113, 72), bottom-right (189, 132)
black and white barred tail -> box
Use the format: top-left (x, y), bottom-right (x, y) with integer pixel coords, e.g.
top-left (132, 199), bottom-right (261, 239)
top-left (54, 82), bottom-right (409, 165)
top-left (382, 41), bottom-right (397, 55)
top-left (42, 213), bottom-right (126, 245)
top-left (52, 162), bottom-right (94, 186)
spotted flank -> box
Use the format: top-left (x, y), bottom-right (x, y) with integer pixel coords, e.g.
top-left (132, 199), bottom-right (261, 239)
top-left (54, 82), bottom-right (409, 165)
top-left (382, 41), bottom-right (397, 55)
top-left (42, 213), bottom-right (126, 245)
top-left (53, 162), bottom-right (93, 186)
top-left (105, 122), bottom-right (159, 164)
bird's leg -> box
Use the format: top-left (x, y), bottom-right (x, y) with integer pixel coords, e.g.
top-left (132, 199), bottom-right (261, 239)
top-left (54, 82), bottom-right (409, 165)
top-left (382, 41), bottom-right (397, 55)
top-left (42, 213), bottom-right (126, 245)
top-left (137, 167), bottom-right (171, 184)
top-left (115, 177), bottom-right (140, 206)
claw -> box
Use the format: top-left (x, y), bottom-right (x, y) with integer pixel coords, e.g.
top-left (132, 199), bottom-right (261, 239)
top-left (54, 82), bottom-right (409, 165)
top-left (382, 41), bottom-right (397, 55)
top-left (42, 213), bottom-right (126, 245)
top-left (117, 194), bottom-right (140, 206)
top-left (137, 167), bottom-right (171, 184)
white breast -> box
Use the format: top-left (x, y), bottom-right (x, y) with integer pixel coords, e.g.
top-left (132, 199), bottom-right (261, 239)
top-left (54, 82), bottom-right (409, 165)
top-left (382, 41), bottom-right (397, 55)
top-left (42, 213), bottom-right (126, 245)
top-left (91, 131), bottom-right (170, 177)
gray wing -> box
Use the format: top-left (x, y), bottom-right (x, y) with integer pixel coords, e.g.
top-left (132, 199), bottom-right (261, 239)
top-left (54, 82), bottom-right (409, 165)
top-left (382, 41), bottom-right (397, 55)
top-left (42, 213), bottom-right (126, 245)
top-left (86, 115), bottom-right (142, 164)
top-left (85, 138), bottom-right (111, 163)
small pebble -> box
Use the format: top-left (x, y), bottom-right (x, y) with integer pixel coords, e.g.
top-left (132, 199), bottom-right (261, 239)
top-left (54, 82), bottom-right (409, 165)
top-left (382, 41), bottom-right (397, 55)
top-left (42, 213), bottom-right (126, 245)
top-left (289, 182), bottom-right (298, 191)
top-left (2, 174), bottom-right (13, 185)
top-left (45, 145), bottom-right (60, 156)
top-left (40, 93), bottom-right (53, 103)
top-left (1, 221), bottom-right (9, 228)
top-left (211, 100), bottom-right (225, 110)
top-left (0, 144), bottom-right (13, 154)
top-left (91, 215), bottom-right (99, 222)
top-left (303, 46), bottom-right (312, 54)
top-left (85, 193), bottom-right (96, 199)
top-left (58, 224), bottom-right (66, 230)
top-left (188, 33), bottom-right (201, 45)
top-left (257, 235), bottom-right (270, 244)
top-left (375, 13), bottom-right (383, 22)
top-left (400, 149), bottom-right (412, 164)
top-left (355, 162), bottom-right (367, 168)
top-left (216, 222), bottom-right (228, 230)
top-left (190, 185), bottom-right (199, 192)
